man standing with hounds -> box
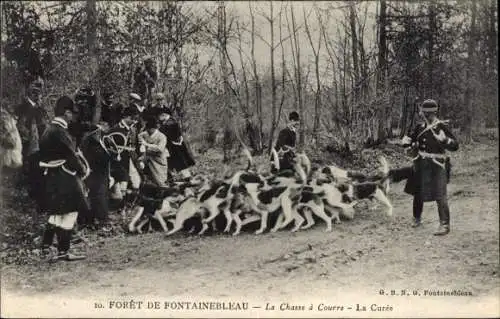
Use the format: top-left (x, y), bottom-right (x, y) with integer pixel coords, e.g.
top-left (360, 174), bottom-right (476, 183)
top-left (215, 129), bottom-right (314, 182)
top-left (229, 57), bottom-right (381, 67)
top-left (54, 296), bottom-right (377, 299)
top-left (401, 99), bottom-right (459, 236)
top-left (39, 96), bottom-right (89, 261)
top-left (274, 111), bottom-right (300, 172)
top-left (108, 106), bottom-right (140, 202)
top-left (138, 116), bottom-right (169, 187)
top-left (15, 80), bottom-right (49, 215)
top-left (159, 108), bottom-right (195, 180)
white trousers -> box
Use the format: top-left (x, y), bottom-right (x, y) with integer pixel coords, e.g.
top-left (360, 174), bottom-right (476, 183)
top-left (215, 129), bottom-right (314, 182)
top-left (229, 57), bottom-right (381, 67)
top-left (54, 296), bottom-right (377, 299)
top-left (48, 212), bottom-right (78, 230)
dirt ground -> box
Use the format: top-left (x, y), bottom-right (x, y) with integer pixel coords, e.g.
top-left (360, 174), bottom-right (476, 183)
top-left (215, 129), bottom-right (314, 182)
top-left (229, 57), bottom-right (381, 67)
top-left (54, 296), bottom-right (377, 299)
top-left (1, 141), bottom-right (499, 318)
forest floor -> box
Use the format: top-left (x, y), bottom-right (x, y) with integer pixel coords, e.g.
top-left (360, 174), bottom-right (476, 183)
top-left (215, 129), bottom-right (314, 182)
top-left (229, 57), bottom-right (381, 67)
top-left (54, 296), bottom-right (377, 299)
top-left (1, 135), bottom-right (499, 318)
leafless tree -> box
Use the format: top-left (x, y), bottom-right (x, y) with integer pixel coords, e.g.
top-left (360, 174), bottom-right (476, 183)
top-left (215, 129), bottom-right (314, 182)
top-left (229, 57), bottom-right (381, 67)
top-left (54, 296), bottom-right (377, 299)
top-left (303, 5), bottom-right (322, 145)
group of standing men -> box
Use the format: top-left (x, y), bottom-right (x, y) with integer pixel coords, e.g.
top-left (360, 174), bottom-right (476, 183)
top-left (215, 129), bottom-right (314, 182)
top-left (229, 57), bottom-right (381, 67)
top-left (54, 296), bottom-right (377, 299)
top-left (15, 73), bottom-right (195, 261)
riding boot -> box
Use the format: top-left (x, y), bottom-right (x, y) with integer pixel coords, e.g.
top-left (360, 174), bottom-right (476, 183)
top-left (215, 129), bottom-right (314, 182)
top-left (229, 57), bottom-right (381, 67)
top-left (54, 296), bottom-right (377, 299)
top-left (434, 222), bottom-right (450, 236)
top-left (412, 196), bottom-right (423, 227)
top-left (52, 229), bottom-right (86, 262)
top-left (434, 198), bottom-right (450, 235)
top-left (41, 223), bottom-right (56, 249)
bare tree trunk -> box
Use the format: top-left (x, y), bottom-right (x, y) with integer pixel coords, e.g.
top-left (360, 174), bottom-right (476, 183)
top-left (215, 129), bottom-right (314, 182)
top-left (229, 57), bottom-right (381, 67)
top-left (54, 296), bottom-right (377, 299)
top-left (489, 0), bottom-right (498, 73)
top-left (217, 2), bottom-right (233, 162)
top-left (289, 7), bottom-right (304, 147)
top-left (349, 4), bottom-right (360, 102)
top-left (277, 3), bottom-right (288, 147)
top-left (235, 22), bottom-right (258, 153)
top-left (427, 3), bottom-right (436, 98)
top-left (249, 3), bottom-right (264, 152)
top-left (305, 7), bottom-right (322, 146)
top-left (376, 0), bottom-right (388, 141)
top-left (87, 0), bottom-right (99, 124)
top-left (464, 0), bottom-right (477, 143)
top-left (399, 84), bottom-right (411, 138)
top-left (267, 1), bottom-right (278, 155)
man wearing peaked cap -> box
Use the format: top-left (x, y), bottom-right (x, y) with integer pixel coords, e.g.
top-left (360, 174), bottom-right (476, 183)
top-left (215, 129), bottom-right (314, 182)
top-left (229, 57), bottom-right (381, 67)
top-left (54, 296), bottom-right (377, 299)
top-left (273, 111), bottom-right (300, 172)
top-left (38, 95), bottom-right (89, 261)
top-left (54, 95), bottom-right (77, 114)
top-left (71, 86), bottom-right (97, 147)
top-left (80, 122), bottom-right (116, 231)
top-left (138, 116), bottom-right (169, 187)
top-left (14, 79), bottom-right (50, 216)
top-left (108, 101), bottom-right (141, 206)
top-left (399, 98), bottom-right (459, 236)
top-left (129, 92), bottom-right (145, 113)
top-left (100, 91), bottom-right (118, 126)
top-left (133, 57), bottom-right (157, 104)
top-left (159, 108), bottom-right (195, 180)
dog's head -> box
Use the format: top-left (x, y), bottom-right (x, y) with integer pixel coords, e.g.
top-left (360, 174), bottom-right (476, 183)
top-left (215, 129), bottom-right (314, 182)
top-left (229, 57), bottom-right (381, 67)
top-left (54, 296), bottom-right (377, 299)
top-left (239, 172), bottom-right (266, 188)
top-left (336, 182), bottom-right (355, 202)
top-left (322, 165), bottom-right (349, 182)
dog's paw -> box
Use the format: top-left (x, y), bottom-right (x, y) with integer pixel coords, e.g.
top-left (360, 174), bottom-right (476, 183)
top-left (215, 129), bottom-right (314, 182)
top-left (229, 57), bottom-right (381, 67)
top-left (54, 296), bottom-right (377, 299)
top-left (324, 227), bottom-right (333, 232)
top-left (197, 224), bottom-right (209, 236)
top-left (255, 229), bottom-right (265, 235)
top-left (232, 231), bottom-right (241, 236)
top-left (301, 223), bottom-right (314, 230)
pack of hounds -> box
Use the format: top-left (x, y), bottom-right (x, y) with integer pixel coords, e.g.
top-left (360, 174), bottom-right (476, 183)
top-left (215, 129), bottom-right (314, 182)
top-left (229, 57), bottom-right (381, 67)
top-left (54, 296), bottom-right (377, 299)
top-left (125, 148), bottom-right (393, 237)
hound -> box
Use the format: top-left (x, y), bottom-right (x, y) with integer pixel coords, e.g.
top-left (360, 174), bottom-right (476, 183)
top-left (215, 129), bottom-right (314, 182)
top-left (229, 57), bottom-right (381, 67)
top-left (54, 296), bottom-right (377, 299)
top-left (335, 156), bottom-right (393, 217)
top-left (164, 177), bottom-right (239, 236)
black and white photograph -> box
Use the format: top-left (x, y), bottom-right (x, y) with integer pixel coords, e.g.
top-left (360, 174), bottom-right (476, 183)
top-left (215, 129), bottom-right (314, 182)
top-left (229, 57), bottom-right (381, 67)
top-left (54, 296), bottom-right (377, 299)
top-left (0, 1), bottom-right (498, 317)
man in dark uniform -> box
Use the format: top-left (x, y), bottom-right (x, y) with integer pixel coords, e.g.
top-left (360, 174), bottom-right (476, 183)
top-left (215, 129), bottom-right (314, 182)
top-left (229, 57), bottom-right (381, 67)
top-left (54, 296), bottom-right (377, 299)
top-left (399, 99), bottom-right (459, 235)
top-left (99, 91), bottom-right (116, 127)
top-left (133, 57), bottom-right (157, 105)
top-left (69, 87), bottom-right (97, 147)
top-left (15, 80), bottom-right (49, 213)
top-left (129, 92), bottom-right (145, 114)
top-left (80, 125), bottom-right (117, 231)
top-left (5, 34), bottom-right (45, 89)
top-left (273, 111), bottom-right (300, 172)
top-left (143, 92), bottom-right (167, 120)
top-left (39, 96), bottom-right (89, 261)
top-left (108, 106), bottom-right (140, 203)
top-left (159, 108), bottom-right (195, 180)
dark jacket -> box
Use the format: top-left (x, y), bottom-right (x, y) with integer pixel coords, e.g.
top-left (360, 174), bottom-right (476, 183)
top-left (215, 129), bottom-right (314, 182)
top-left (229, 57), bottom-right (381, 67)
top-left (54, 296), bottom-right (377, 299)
top-left (402, 120), bottom-right (459, 201)
top-left (403, 120), bottom-right (459, 155)
top-left (38, 118), bottom-right (89, 214)
top-left (80, 127), bottom-right (114, 222)
top-left (274, 126), bottom-right (297, 171)
top-left (160, 118), bottom-right (195, 172)
top-left (15, 98), bottom-right (49, 157)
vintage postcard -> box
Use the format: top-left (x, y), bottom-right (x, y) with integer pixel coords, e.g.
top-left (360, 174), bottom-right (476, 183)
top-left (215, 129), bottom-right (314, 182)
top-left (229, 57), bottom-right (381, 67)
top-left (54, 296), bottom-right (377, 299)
top-left (1, 0), bottom-right (498, 318)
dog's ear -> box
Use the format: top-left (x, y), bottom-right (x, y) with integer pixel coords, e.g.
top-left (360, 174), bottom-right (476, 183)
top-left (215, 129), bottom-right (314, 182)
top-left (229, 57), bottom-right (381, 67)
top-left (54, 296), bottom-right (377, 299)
top-left (337, 183), bottom-right (349, 193)
top-left (342, 193), bottom-right (352, 203)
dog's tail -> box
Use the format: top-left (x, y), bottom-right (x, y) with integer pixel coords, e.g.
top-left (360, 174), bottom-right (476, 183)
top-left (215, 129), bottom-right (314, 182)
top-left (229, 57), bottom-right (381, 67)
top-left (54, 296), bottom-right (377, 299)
top-left (378, 156), bottom-right (390, 194)
top-left (271, 148), bottom-right (280, 172)
top-left (243, 147), bottom-right (254, 171)
top-left (294, 161), bottom-right (308, 185)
